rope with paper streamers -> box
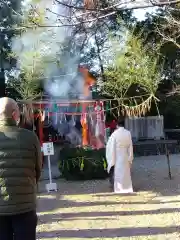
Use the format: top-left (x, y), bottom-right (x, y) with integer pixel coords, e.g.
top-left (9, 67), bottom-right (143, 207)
top-left (121, 95), bottom-right (159, 117)
top-left (20, 94), bottom-right (159, 118)
top-left (19, 93), bottom-right (153, 104)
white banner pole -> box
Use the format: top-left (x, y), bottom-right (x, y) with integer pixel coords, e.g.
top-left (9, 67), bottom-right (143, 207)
top-left (43, 142), bottom-right (57, 192)
top-left (47, 155), bottom-right (52, 184)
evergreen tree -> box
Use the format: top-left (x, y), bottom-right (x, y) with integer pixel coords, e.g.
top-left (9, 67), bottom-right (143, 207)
top-left (134, 7), bottom-right (180, 127)
top-left (0, 0), bottom-right (20, 97)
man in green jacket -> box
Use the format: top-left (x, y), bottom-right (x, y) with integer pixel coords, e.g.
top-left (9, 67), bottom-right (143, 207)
top-left (0, 97), bottom-right (42, 240)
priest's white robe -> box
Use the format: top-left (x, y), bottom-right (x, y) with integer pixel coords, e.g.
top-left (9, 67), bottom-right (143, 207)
top-left (106, 127), bottom-right (134, 193)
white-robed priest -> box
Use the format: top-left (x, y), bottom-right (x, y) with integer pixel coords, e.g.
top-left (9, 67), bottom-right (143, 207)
top-left (106, 117), bottom-right (134, 193)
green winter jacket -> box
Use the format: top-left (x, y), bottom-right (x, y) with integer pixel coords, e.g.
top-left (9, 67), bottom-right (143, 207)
top-left (0, 118), bottom-right (42, 215)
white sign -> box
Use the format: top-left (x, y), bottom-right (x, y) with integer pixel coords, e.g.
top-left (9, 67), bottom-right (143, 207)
top-left (42, 142), bottom-right (57, 192)
top-left (42, 142), bottom-right (54, 156)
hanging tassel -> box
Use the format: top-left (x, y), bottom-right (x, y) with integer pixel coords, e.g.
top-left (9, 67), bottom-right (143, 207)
top-left (41, 110), bottom-right (45, 122)
top-left (90, 112), bottom-right (93, 125)
top-left (80, 158), bottom-right (84, 171)
top-left (95, 102), bottom-right (100, 137)
top-left (53, 103), bottom-right (58, 125)
top-left (64, 113), bottom-right (67, 123)
top-left (55, 111), bottom-right (58, 125)
top-left (103, 158), bottom-right (107, 170)
top-left (47, 109), bottom-right (50, 123)
top-left (59, 113), bottom-right (62, 124)
top-left (75, 103), bottom-right (78, 114)
top-left (71, 115), bottom-right (76, 126)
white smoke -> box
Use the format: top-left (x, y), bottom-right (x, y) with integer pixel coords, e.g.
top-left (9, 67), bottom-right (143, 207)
top-left (11, 0), bottom-right (96, 146)
top-left (12, 0), bottom-right (86, 99)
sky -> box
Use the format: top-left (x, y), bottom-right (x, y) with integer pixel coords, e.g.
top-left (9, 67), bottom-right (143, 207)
top-left (133, 7), bottom-right (156, 21)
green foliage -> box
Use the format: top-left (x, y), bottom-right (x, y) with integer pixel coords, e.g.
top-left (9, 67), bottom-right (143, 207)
top-left (134, 8), bottom-right (180, 94)
top-left (0, 0), bottom-right (20, 61)
top-left (0, 0), bottom-right (22, 96)
top-left (102, 33), bottom-right (161, 99)
top-left (21, 6), bottom-right (46, 28)
top-left (59, 147), bottom-right (108, 180)
top-left (7, 49), bottom-right (46, 99)
top-left (134, 7), bottom-right (180, 124)
top-left (7, 73), bottom-right (42, 100)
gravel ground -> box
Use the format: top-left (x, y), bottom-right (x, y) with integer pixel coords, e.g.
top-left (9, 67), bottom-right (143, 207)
top-left (37, 154), bottom-right (180, 240)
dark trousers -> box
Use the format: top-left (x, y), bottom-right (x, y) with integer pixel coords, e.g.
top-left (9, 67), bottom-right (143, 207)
top-left (0, 210), bottom-right (37, 240)
top-left (109, 166), bottom-right (114, 190)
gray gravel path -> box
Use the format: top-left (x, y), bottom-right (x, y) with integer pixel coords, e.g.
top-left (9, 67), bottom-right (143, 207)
top-left (37, 154), bottom-right (180, 240)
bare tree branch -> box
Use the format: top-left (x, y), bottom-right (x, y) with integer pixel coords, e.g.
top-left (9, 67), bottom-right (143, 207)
top-left (1, 0), bottom-right (180, 29)
top-left (155, 8), bottom-right (180, 49)
top-left (54, 0), bottom-right (180, 11)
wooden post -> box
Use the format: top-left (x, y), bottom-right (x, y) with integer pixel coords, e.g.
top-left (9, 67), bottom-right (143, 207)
top-left (165, 144), bottom-right (172, 180)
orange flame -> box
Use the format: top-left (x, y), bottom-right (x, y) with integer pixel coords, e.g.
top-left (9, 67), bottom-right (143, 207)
top-left (79, 66), bottom-right (96, 146)
top-left (79, 66), bottom-right (96, 97)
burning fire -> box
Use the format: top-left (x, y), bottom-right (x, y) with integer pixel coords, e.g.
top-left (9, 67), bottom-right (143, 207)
top-left (79, 66), bottom-right (96, 146)
top-left (79, 66), bottom-right (96, 97)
